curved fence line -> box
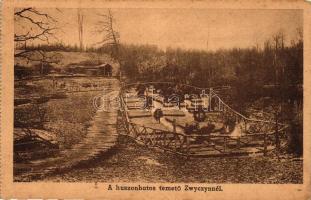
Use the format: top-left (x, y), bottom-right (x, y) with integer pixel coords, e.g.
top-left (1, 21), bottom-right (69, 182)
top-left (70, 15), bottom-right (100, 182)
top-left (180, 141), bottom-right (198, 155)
top-left (118, 83), bottom-right (288, 157)
top-left (210, 89), bottom-right (288, 127)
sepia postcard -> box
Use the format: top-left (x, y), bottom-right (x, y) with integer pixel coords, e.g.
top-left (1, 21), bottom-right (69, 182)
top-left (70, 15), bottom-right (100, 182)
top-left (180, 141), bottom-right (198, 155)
top-left (0, 0), bottom-right (310, 199)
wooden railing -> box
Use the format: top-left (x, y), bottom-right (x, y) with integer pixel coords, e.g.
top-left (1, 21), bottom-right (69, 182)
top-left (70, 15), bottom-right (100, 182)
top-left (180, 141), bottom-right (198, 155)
top-left (119, 109), bottom-right (286, 157)
top-left (209, 89), bottom-right (288, 135)
top-left (118, 83), bottom-right (288, 157)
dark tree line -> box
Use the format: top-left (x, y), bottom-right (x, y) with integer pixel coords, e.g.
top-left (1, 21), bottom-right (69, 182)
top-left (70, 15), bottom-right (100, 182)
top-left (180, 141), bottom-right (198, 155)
top-left (111, 31), bottom-right (303, 155)
top-left (114, 33), bottom-right (302, 101)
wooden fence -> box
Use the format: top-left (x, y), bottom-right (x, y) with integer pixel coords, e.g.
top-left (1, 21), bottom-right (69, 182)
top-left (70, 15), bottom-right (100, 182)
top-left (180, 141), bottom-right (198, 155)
top-left (118, 83), bottom-right (288, 157)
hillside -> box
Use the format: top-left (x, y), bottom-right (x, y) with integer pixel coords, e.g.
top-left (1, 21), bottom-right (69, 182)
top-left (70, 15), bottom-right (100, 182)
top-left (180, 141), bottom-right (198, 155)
top-left (14, 51), bottom-right (120, 76)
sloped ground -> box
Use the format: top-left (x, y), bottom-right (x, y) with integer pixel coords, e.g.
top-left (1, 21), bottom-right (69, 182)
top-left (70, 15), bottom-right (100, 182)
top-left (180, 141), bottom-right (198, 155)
top-left (15, 51), bottom-right (120, 75)
top-left (45, 137), bottom-right (302, 183)
top-left (14, 78), bottom-right (121, 181)
top-left (14, 107), bottom-right (119, 181)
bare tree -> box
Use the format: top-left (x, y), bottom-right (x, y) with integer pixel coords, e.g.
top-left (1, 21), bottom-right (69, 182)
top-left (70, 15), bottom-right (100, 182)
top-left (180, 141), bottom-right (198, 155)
top-left (271, 31), bottom-right (287, 155)
top-left (77, 9), bottom-right (84, 50)
top-left (95, 9), bottom-right (121, 78)
top-left (14, 8), bottom-right (61, 69)
top-left (95, 9), bottom-right (120, 58)
top-left (271, 31), bottom-right (286, 100)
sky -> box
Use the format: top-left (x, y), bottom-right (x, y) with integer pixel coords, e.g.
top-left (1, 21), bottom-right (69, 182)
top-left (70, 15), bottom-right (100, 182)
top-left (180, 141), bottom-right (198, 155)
top-left (15, 8), bottom-right (303, 51)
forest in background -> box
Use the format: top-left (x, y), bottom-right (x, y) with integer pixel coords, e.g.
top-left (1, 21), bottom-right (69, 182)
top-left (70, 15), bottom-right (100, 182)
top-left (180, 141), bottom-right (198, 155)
top-left (21, 29), bottom-right (303, 114)
top-left (15, 6), bottom-right (303, 155)
top-left (23, 29), bottom-right (303, 90)
top-left (98, 29), bottom-right (303, 155)
top-left (13, 8), bottom-right (304, 183)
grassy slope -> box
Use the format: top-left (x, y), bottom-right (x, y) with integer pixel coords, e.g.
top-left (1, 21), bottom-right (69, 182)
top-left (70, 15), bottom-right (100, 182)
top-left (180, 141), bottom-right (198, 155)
top-left (14, 76), bottom-right (119, 148)
top-left (14, 51), bottom-right (119, 160)
top-left (44, 91), bottom-right (98, 149)
top-left (14, 51), bottom-right (118, 151)
top-left (15, 51), bottom-right (120, 76)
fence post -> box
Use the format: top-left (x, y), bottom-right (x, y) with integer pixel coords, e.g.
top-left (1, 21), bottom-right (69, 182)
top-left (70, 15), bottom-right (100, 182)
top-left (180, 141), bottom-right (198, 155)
top-left (126, 119), bottom-right (129, 135)
top-left (263, 131), bottom-right (267, 156)
top-left (275, 117), bottom-right (280, 153)
top-left (224, 137), bottom-right (227, 153)
top-left (142, 125), bottom-right (148, 146)
top-left (173, 119), bottom-right (176, 133)
top-left (172, 119), bottom-right (177, 149)
top-left (163, 132), bottom-right (167, 150)
top-left (209, 88), bottom-right (212, 111)
top-left (207, 133), bottom-right (210, 145)
top-left (218, 97), bottom-right (221, 111)
top-left (186, 135), bottom-right (190, 159)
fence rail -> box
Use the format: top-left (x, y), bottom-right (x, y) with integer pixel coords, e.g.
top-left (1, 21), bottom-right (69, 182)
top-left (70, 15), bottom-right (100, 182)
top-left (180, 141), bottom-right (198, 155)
top-left (118, 83), bottom-right (288, 157)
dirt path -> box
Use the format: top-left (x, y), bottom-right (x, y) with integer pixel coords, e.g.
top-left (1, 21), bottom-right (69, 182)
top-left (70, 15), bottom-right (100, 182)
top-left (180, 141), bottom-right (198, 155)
top-left (14, 79), bottom-right (120, 181)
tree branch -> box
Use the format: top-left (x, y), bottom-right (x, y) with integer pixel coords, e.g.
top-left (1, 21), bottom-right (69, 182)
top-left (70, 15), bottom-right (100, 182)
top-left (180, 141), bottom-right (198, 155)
top-left (14, 7), bottom-right (58, 49)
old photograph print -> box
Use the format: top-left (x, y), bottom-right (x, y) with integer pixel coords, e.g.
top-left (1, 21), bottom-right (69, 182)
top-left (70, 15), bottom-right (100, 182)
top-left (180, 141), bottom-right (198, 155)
top-left (13, 8), bottom-right (303, 183)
